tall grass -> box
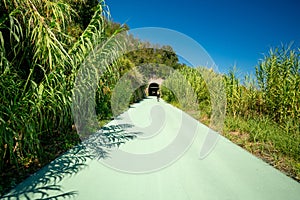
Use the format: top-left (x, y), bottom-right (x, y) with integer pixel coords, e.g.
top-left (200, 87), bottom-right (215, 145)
top-left (162, 45), bottom-right (299, 179)
top-left (162, 66), bottom-right (226, 131)
top-left (256, 45), bottom-right (300, 130)
top-left (224, 45), bottom-right (299, 131)
top-left (222, 45), bottom-right (300, 165)
top-left (1, 0), bottom-right (76, 171)
top-left (0, 0), bottom-right (130, 193)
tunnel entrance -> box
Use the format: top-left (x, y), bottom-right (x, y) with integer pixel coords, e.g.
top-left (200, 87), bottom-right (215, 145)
top-left (148, 83), bottom-right (159, 96)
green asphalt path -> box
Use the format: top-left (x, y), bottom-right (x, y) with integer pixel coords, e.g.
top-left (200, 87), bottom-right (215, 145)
top-left (3, 97), bottom-right (300, 199)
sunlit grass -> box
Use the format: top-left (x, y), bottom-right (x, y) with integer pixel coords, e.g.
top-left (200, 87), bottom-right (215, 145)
top-left (162, 46), bottom-right (299, 181)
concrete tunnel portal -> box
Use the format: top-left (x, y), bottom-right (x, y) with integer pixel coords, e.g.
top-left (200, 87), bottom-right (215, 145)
top-left (148, 82), bottom-right (159, 96)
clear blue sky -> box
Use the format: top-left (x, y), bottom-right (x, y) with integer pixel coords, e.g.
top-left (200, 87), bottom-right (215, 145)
top-left (107, 0), bottom-right (300, 75)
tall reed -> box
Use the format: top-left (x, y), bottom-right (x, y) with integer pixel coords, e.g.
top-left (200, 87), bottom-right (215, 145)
top-left (256, 45), bottom-right (299, 130)
top-left (0, 0), bottom-right (124, 186)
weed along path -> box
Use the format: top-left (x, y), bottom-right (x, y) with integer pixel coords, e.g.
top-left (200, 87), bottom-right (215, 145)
top-left (3, 97), bottom-right (300, 200)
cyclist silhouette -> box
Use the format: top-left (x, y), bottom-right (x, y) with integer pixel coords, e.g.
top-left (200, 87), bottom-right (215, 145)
top-left (157, 91), bottom-right (160, 102)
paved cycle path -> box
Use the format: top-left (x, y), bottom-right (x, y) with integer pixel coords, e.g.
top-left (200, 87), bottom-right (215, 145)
top-left (3, 97), bottom-right (300, 199)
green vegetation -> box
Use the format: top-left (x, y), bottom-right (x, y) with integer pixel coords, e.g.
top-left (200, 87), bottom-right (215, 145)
top-left (0, 0), bottom-right (299, 196)
top-left (0, 0), bottom-right (181, 194)
top-left (225, 46), bottom-right (300, 181)
top-left (224, 115), bottom-right (300, 180)
top-left (162, 45), bottom-right (300, 181)
top-left (0, 0), bottom-right (124, 194)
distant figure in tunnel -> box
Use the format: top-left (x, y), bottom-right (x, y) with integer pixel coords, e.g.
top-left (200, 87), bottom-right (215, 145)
top-left (157, 91), bottom-right (161, 102)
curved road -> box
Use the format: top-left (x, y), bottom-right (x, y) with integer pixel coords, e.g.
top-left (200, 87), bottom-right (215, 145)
top-left (3, 97), bottom-right (300, 199)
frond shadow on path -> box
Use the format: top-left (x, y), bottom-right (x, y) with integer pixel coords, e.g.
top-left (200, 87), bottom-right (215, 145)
top-left (1, 124), bottom-right (141, 200)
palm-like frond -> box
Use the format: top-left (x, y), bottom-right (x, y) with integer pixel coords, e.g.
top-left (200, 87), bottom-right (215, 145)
top-left (0, 1), bottom-right (128, 191)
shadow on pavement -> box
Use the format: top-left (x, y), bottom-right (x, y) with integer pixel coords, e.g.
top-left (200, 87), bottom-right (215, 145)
top-left (1, 124), bottom-right (141, 200)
